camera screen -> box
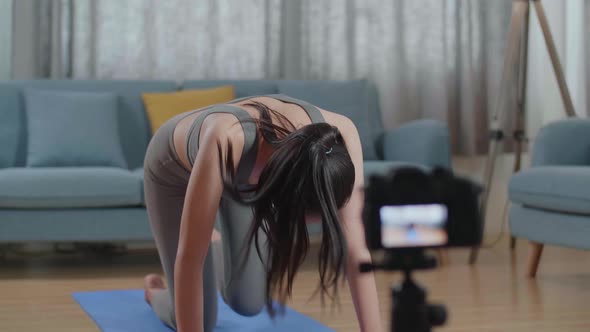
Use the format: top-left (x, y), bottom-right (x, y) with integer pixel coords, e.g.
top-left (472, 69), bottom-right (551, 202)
top-left (380, 204), bottom-right (448, 248)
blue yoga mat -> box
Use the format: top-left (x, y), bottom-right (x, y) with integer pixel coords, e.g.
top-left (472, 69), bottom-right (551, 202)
top-left (73, 290), bottom-right (334, 332)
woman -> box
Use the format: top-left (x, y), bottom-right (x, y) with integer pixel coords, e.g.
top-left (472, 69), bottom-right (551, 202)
top-left (142, 94), bottom-right (383, 332)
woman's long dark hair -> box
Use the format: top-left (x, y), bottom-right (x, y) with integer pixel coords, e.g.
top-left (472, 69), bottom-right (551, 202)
top-left (217, 101), bottom-right (356, 315)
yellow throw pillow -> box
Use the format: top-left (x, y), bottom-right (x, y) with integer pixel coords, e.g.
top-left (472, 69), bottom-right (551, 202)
top-left (142, 85), bottom-right (236, 133)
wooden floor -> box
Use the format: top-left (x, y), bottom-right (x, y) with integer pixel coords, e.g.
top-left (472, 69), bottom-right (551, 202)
top-left (2, 237), bottom-right (590, 332)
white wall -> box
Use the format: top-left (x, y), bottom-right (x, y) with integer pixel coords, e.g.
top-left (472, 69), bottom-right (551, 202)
top-left (0, 0), bottom-right (13, 79)
top-left (526, 0), bottom-right (586, 139)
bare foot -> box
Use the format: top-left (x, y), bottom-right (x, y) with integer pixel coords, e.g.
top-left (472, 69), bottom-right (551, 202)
top-left (144, 273), bottom-right (166, 304)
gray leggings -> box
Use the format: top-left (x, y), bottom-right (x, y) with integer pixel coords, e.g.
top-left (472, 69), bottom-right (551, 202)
top-left (143, 117), bottom-right (267, 331)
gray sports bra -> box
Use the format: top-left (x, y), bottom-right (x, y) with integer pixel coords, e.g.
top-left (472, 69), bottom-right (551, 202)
top-left (185, 94), bottom-right (325, 185)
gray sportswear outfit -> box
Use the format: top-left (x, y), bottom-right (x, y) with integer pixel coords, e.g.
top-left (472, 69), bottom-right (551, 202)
top-left (143, 94), bottom-right (325, 331)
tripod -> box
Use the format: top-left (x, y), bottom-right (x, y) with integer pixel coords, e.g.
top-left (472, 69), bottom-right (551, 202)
top-left (390, 269), bottom-right (447, 332)
top-left (469, 0), bottom-right (577, 264)
top-left (360, 250), bottom-right (447, 332)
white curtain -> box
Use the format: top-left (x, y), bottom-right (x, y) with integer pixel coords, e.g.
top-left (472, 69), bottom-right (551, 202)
top-left (296, 0), bottom-right (512, 154)
top-left (525, 0), bottom-right (590, 142)
top-left (586, 0), bottom-right (590, 118)
top-left (17, 0), bottom-right (514, 155)
top-left (71, 0), bottom-right (282, 80)
top-left (0, 0), bottom-right (13, 79)
top-left (584, 0), bottom-right (590, 117)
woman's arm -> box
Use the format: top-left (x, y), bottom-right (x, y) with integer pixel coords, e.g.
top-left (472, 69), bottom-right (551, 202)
top-left (338, 118), bottom-right (384, 332)
top-left (174, 126), bottom-right (234, 332)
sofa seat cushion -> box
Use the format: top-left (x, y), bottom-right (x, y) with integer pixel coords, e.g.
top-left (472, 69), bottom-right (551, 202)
top-left (509, 166), bottom-right (590, 215)
top-left (0, 167), bottom-right (143, 208)
top-left (363, 160), bottom-right (426, 180)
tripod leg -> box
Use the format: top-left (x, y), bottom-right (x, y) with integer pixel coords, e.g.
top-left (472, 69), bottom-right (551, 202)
top-left (510, 0), bottom-right (532, 251)
top-left (470, 0), bottom-right (528, 264)
top-left (510, 237), bottom-right (517, 249)
top-left (513, 1), bottom-right (530, 174)
top-left (533, 0), bottom-right (577, 117)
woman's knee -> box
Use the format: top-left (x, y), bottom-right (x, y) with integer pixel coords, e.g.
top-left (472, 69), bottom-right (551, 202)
top-left (217, 200), bottom-right (267, 315)
top-left (224, 291), bottom-right (265, 316)
top-left (221, 254), bottom-right (267, 316)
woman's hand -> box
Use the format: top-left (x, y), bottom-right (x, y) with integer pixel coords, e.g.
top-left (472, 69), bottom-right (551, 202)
top-left (174, 127), bottom-right (233, 332)
top-left (337, 117), bottom-right (385, 332)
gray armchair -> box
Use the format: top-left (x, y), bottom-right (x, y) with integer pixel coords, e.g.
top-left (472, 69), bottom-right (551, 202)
top-left (508, 118), bottom-right (590, 277)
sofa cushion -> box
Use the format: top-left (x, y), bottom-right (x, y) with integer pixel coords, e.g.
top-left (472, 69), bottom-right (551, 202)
top-left (1, 80), bottom-right (178, 169)
top-left (143, 85), bottom-right (236, 133)
top-left (24, 89), bottom-right (128, 168)
top-left (0, 167), bottom-right (142, 208)
top-left (363, 160), bottom-right (426, 180)
top-left (278, 80), bottom-right (378, 160)
top-left (182, 80), bottom-right (278, 98)
top-left (0, 84), bottom-right (23, 168)
top-left (509, 166), bottom-right (590, 215)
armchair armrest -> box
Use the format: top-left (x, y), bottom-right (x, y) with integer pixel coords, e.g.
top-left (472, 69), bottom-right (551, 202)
top-left (380, 119), bottom-right (451, 168)
top-left (532, 119), bottom-right (590, 167)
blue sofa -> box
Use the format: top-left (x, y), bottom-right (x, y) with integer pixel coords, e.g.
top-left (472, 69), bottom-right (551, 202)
top-left (509, 118), bottom-right (590, 277)
top-left (0, 79), bottom-right (451, 244)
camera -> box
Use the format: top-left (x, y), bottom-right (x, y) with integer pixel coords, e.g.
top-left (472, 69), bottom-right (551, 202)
top-left (363, 166), bottom-right (482, 251)
top-left (360, 167), bottom-right (483, 332)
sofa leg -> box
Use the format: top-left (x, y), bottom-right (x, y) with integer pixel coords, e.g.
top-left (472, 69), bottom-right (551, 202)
top-left (527, 241), bottom-right (544, 278)
top-left (468, 246), bottom-right (479, 265)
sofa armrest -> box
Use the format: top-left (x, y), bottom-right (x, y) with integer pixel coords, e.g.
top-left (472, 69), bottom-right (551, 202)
top-left (532, 119), bottom-right (590, 167)
top-left (380, 119), bottom-right (451, 168)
